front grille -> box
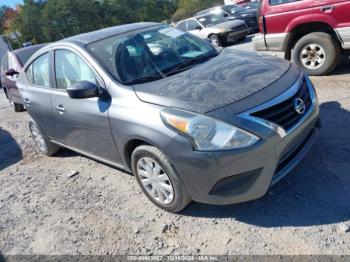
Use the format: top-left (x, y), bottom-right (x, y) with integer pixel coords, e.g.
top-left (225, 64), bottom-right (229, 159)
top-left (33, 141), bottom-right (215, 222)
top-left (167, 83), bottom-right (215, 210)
top-left (251, 79), bottom-right (312, 131)
top-left (247, 19), bottom-right (257, 26)
top-left (232, 24), bottom-right (247, 31)
top-left (275, 129), bottom-right (314, 174)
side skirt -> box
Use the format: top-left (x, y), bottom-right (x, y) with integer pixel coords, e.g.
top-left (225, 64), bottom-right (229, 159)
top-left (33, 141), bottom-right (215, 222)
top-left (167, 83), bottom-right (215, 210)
top-left (51, 139), bottom-right (130, 173)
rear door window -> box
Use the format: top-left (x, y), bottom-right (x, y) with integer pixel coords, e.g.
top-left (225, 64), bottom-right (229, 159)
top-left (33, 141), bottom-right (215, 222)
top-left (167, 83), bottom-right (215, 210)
top-left (269, 0), bottom-right (300, 5)
top-left (176, 21), bottom-right (187, 32)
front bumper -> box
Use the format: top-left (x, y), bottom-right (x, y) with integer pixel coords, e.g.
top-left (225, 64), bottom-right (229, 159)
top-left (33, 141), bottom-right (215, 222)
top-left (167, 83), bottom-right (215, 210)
top-left (223, 28), bottom-right (250, 43)
top-left (169, 76), bottom-right (320, 205)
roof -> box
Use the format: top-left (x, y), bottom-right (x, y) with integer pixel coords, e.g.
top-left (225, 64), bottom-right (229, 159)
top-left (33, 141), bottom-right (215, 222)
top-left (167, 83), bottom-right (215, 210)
top-left (11, 44), bottom-right (48, 66)
top-left (195, 6), bottom-right (224, 16)
top-left (61, 22), bottom-right (161, 45)
top-left (12, 43), bottom-right (47, 56)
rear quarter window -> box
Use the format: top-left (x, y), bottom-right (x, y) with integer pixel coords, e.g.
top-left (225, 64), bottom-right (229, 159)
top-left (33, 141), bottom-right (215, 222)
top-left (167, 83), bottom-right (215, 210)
top-left (25, 53), bottom-right (50, 87)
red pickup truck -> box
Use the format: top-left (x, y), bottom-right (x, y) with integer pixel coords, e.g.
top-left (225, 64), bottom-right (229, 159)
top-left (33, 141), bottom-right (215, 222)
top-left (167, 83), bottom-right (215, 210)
top-left (253, 0), bottom-right (350, 76)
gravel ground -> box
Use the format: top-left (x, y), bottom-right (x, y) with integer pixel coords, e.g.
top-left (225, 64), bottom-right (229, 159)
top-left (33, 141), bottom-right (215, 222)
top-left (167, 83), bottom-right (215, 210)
top-left (0, 38), bottom-right (350, 256)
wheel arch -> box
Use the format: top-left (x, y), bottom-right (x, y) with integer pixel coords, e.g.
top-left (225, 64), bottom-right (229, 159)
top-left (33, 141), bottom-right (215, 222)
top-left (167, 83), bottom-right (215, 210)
top-left (284, 22), bottom-right (341, 60)
top-left (123, 138), bottom-right (153, 171)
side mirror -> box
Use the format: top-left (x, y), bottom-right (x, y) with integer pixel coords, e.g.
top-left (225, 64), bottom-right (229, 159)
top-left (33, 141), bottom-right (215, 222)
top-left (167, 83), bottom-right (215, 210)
top-left (5, 68), bottom-right (19, 76)
top-left (196, 26), bottom-right (202, 31)
top-left (67, 81), bottom-right (99, 99)
top-left (224, 13), bottom-right (229, 17)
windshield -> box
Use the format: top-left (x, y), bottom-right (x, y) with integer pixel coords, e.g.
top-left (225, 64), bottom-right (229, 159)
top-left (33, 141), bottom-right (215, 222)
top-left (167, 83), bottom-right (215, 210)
top-left (223, 5), bottom-right (246, 14)
top-left (87, 25), bottom-right (218, 84)
top-left (244, 3), bottom-right (258, 9)
top-left (196, 14), bottom-right (227, 27)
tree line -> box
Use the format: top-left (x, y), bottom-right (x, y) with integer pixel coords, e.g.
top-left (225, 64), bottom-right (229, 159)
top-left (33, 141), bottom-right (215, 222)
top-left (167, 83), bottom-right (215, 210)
top-left (0, 0), bottom-right (223, 48)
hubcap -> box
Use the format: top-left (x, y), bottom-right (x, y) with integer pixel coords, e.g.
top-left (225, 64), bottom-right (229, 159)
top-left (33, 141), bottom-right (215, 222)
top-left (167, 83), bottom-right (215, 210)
top-left (136, 157), bottom-right (174, 205)
top-left (210, 36), bottom-right (219, 46)
top-left (30, 124), bottom-right (47, 152)
top-left (300, 44), bottom-right (326, 70)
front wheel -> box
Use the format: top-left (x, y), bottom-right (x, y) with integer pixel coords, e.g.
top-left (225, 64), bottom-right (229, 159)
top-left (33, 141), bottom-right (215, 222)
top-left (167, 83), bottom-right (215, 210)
top-left (292, 32), bottom-right (340, 76)
top-left (209, 34), bottom-right (222, 47)
top-left (131, 145), bottom-right (191, 213)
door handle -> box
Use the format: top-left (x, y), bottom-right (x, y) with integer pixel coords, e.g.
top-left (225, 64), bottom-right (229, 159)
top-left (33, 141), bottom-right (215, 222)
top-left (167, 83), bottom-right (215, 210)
top-left (321, 5), bottom-right (334, 12)
top-left (23, 98), bottom-right (31, 107)
top-left (56, 104), bottom-right (65, 114)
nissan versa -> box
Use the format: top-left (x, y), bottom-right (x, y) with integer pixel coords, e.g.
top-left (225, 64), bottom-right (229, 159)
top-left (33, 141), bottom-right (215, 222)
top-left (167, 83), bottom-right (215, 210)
top-left (17, 23), bottom-right (320, 212)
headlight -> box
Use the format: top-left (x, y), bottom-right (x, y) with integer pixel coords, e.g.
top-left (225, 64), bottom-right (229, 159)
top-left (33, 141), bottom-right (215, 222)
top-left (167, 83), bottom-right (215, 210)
top-left (161, 108), bottom-right (260, 151)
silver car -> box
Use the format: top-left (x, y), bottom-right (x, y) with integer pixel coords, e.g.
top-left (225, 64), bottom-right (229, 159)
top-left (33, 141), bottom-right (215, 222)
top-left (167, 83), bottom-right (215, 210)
top-left (175, 13), bottom-right (249, 46)
top-left (17, 23), bottom-right (320, 213)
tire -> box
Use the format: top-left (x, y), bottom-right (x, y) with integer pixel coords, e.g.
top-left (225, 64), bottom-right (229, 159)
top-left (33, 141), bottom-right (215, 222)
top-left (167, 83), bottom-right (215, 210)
top-left (209, 34), bottom-right (223, 47)
top-left (292, 32), bottom-right (340, 76)
top-left (29, 120), bottom-right (59, 156)
top-left (131, 145), bottom-right (191, 213)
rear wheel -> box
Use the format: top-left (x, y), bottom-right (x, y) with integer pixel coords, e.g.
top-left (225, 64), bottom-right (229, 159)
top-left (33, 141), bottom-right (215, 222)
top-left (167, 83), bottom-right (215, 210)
top-left (292, 32), bottom-right (340, 76)
top-left (29, 120), bottom-right (59, 156)
top-left (131, 145), bottom-right (191, 213)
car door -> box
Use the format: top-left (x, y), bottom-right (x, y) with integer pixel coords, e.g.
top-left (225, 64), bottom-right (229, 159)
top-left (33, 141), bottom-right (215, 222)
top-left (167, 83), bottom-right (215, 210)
top-left (0, 53), bottom-right (9, 89)
top-left (50, 48), bottom-right (119, 163)
top-left (264, 0), bottom-right (350, 34)
top-left (19, 52), bottom-right (56, 138)
top-left (1, 53), bottom-right (15, 92)
top-left (6, 53), bottom-right (22, 101)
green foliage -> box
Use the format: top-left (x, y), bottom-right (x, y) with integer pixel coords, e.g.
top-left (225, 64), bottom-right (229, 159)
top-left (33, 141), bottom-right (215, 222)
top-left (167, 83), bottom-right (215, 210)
top-left (10, 0), bottom-right (223, 44)
top-left (41, 0), bottom-right (105, 42)
top-left (172, 0), bottom-right (223, 22)
top-left (14, 0), bottom-right (46, 44)
top-left (0, 5), bottom-right (7, 34)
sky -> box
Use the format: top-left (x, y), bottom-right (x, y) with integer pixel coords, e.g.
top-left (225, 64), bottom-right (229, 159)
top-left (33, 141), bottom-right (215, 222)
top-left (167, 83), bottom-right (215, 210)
top-left (1, 0), bottom-right (23, 8)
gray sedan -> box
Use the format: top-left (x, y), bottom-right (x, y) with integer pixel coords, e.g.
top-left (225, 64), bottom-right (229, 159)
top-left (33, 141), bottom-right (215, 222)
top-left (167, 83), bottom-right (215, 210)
top-left (175, 14), bottom-right (249, 46)
top-left (17, 23), bottom-right (320, 212)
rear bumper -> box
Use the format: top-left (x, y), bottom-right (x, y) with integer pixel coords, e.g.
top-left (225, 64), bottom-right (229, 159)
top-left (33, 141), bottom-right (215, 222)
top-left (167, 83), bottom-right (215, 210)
top-left (167, 77), bottom-right (319, 205)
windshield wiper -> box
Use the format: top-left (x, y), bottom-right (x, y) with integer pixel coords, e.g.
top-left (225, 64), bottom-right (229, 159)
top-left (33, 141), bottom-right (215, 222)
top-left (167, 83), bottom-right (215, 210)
top-left (123, 74), bottom-right (164, 85)
top-left (123, 53), bottom-right (218, 84)
top-left (165, 53), bottom-right (217, 76)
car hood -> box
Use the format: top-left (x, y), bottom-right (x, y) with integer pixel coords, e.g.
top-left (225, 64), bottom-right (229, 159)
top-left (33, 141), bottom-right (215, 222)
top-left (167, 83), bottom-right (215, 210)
top-left (211, 20), bottom-right (245, 29)
top-left (133, 48), bottom-right (292, 114)
top-left (237, 9), bottom-right (257, 16)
